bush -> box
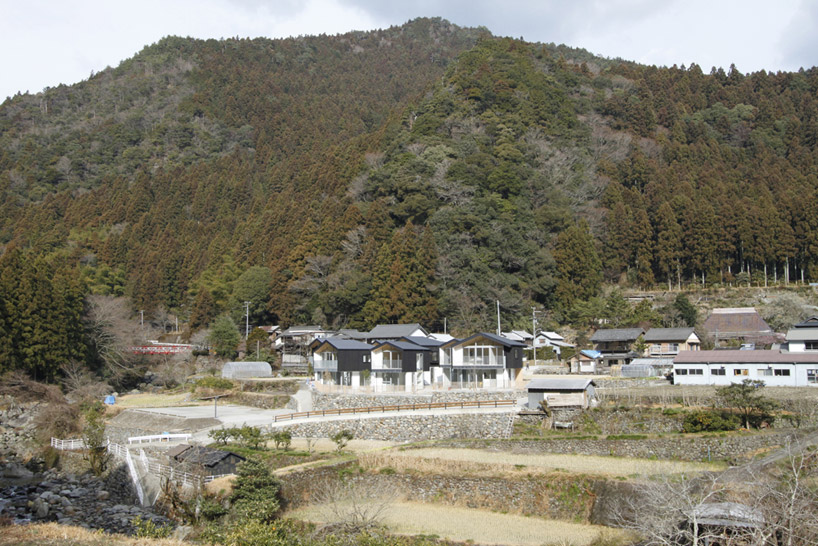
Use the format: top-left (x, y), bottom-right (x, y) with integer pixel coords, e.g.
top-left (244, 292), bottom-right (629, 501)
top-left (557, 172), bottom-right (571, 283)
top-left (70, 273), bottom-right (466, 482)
top-left (195, 376), bottom-right (234, 390)
top-left (131, 515), bottom-right (172, 538)
top-left (229, 458), bottom-right (281, 523)
top-left (271, 430), bottom-right (292, 450)
top-left (682, 409), bottom-right (740, 433)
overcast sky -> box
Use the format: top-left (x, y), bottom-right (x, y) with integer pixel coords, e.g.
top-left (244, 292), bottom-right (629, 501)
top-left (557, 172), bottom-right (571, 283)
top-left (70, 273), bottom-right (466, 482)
top-left (2, 0), bottom-right (817, 101)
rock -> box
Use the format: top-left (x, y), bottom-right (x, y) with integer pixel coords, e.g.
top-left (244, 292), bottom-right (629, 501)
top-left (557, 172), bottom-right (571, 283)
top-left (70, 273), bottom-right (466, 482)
top-left (2, 463), bottom-right (34, 479)
top-left (32, 498), bottom-right (49, 518)
top-left (96, 490), bottom-right (110, 501)
top-left (68, 487), bottom-right (86, 498)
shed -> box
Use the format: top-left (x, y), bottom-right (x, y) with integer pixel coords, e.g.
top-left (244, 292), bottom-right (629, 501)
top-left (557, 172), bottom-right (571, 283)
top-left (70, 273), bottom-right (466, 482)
top-left (169, 444), bottom-right (245, 477)
top-left (569, 349), bottom-right (603, 373)
top-left (221, 361), bottom-right (273, 379)
top-left (527, 378), bottom-right (596, 409)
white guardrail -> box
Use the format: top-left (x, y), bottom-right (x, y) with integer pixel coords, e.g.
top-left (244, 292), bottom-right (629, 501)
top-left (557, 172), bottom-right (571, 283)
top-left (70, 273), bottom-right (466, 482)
top-left (127, 433), bottom-right (191, 444)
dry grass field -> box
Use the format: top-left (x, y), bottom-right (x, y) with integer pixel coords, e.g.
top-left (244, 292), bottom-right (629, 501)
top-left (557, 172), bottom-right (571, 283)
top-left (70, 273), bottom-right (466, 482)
top-left (290, 501), bottom-right (628, 546)
top-left (361, 447), bottom-right (725, 478)
top-left (0, 523), bottom-right (182, 546)
top-left (114, 392), bottom-right (205, 408)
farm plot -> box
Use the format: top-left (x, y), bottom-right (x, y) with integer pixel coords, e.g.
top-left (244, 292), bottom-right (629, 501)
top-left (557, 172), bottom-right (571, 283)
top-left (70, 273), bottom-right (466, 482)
top-left (364, 447), bottom-right (725, 478)
top-left (290, 501), bottom-right (625, 546)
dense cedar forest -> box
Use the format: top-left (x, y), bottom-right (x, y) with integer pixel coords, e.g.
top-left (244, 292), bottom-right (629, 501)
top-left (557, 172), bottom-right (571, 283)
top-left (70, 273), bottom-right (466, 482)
top-left (2, 18), bottom-right (818, 355)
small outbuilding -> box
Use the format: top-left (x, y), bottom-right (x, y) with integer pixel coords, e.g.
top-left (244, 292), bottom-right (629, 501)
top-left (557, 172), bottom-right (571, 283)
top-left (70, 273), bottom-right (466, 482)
top-left (168, 444), bottom-right (245, 477)
top-left (527, 378), bottom-right (597, 410)
top-left (221, 361), bottom-right (273, 379)
top-left (569, 349), bottom-right (603, 373)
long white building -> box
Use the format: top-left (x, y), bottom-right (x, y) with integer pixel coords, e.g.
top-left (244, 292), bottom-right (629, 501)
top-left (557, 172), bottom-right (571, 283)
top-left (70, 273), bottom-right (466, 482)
top-left (673, 350), bottom-right (818, 386)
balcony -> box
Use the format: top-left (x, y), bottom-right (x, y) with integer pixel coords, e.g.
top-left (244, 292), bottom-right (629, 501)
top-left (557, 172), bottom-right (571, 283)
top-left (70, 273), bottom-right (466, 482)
top-left (374, 359), bottom-right (402, 370)
top-left (458, 356), bottom-right (505, 367)
top-left (314, 358), bottom-right (338, 371)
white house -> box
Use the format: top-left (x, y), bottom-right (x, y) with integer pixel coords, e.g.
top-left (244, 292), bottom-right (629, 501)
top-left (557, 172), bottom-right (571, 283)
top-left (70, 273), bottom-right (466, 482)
top-left (784, 316), bottom-right (818, 352)
top-left (533, 331), bottom-right (575, 358)
top-left (673, 350), bottom-right (818, 387)
top-left (440, 333), bottom-right (526, 389)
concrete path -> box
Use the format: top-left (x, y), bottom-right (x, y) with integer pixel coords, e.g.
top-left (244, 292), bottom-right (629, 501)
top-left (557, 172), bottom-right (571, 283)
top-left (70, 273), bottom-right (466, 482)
top-left (292, 383), bottom-right (314, 412)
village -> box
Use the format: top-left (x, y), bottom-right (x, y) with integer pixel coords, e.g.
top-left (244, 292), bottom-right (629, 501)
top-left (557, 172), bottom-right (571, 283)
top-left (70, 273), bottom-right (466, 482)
top-left (0, 297), bottom-right (807, 546)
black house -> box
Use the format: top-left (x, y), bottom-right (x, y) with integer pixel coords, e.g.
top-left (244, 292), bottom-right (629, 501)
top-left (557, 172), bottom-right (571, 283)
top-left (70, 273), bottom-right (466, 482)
top-left (311, 338), bottom-right (374, 387)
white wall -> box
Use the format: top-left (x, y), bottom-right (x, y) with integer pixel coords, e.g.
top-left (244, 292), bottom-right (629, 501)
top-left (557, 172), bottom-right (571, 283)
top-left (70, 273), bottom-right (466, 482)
top-left (673, 363), bottom-right (818, 387)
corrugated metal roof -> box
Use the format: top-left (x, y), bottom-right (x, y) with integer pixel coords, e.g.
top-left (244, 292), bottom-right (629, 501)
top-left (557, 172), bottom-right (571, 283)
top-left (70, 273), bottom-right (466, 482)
top-left (785, 329), bottom-right (818, 341)
top-left (590, 328), bottom-right (645, 342)
top-left (674, 350), bottom-right (818, 364)
top-left (527, 378), bottom-right (594, 391)
top-left (579, 349), bottom-right (602, 358)
top-left (644, 327), bottom-right (695, 342)
top-left (629, 357), bottom-right (674, 366)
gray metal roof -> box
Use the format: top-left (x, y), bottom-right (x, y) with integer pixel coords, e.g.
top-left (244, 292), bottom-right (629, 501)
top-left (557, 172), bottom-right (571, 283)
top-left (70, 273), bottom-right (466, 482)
top-left (318, 339), bottom-right (374, 351)
top-left (402, 336), bottom-right (445, 348)
top-left (644, 327), bottom-right (695, 342)
top-left (785, 329), bottom-right (818, 341)
top-left (629, 358), bottom-right (674, 367)
top-left (527, 378), bottom-right (595, 391)
top-left (790, 316), bottom-right (818, 328)
top-left (367, 323), bottom-right (429, 338)
top-left (590, 328), bottom-right (645, 342)
top-left (374, 340), bottom-right (427, 352)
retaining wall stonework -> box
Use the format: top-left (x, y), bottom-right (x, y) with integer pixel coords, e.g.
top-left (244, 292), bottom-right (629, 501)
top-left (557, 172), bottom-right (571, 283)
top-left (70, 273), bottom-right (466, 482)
top-left (311, 391), bottom-right (520, 410)
top-left (278, 461), bottom-right (611, 523)
top-left (279, 412), bottom-right (512, 442)
top-left (440, 431), bottom-right (799, 463)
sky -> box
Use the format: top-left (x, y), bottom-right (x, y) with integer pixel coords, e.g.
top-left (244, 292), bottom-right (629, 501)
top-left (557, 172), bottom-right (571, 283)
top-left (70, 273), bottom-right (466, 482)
top-left (2, 0), bottom-right (817, 101)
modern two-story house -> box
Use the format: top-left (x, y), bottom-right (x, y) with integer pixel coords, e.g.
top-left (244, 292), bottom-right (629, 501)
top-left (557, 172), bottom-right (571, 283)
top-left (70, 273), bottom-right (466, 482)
top-left (311, 338), bottom-right (374, 388)
top-left (439, 333), bottom-right (526, 389)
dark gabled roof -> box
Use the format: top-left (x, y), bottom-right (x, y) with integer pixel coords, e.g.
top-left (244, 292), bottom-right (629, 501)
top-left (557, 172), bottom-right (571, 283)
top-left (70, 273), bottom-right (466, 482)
top-left (792, 316), bottom-right (818, 328)
top-left (590, 328), bottom-right (645, 343)
top-left (373, 340), bottom-right (427, 352)
top-left (448, 332), bottom-right (527, 348)
top-left (171, 445), bottom-right (245, 468)
top-left (367, 323), bottom-right (429, 338)
top-left (315, 338), bottom-right (374, 351)
top-left (644, 327), bottom-right (696, 342)
top-left (528, 378), bottom-right (595, 391)
top-left (401, 336), bottom-right (446, 348)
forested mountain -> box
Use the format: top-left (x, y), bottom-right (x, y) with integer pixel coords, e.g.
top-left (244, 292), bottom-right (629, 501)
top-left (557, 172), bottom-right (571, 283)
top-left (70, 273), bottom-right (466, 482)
top-left (2, 17), bottom-right (817, 339)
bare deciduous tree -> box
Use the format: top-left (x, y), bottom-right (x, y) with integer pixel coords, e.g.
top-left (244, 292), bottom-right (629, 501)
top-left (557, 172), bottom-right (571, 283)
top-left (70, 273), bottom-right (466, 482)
top-left (313, 479), bottom-right (401, 534)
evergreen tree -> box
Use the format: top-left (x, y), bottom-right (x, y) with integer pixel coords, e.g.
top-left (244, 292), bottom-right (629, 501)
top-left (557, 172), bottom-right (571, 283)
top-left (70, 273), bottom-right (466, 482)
top-left (208, 315), bottom-right (240, 358)
top-left (553, 220), bottom-right (602, 309)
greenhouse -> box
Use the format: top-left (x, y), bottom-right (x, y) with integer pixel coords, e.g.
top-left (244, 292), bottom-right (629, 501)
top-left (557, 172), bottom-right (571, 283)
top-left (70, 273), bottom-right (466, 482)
top-left (221, 361), bottom-right (273, 379)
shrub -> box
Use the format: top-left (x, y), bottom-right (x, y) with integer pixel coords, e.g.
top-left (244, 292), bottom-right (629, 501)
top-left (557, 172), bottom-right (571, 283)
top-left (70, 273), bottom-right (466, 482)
top-left (332, 429), bottom-right (354, 452)
top-left (229, 458), bottom-right (281, 523)
top-left (682, 409), bottom-right (740, 433)
top-left (209, 428), bottom-right (232, 445)
top-left (271, 430), bottom-right (292, 451)
top-left (131, 515), bottom-right (172, 538)
top-left (195, 376), bottom-right (234, 390)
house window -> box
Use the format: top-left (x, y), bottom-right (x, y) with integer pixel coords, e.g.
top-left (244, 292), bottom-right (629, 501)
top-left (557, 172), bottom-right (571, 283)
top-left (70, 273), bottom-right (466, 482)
top-left (324, 351), bottom-right (337, 361)
top-left (651, 344), bottom-right (661, 354)
top-left (774, 369), bottom-right (791, 376)
top-left (363, 354), bottom-right (370, 363)
top-left (805, 342), bottom-right (818, 351)
top-left (382, 350), bottom-right (401, 369)
top-left (690, 369), bottom-right (703, 375)
top-left (808, 370), bottom-right (818, 384)
top-left (734, 369), bottom-right (749, 376)
top-left (668, 343), bottom-right (679, 353)
top-left (416, 353), bottom-right (423, 371)
top-left (712, 368), bottom-right (726, 376)
top-left (760, 368), bottom-right (773, 376)
top-left (676, 369), bottom-right (688, 375)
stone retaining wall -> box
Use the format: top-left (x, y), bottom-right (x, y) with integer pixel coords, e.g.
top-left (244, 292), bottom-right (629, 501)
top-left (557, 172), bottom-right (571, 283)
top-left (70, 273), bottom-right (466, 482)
top-left (279, 412), bottom-right (512, 442)
top-left (278, 461), bottom-right (605, 522)
top-left (311, 390), bottom-right (520, 410)
top-left (441, 430), bottom-right (798, 463)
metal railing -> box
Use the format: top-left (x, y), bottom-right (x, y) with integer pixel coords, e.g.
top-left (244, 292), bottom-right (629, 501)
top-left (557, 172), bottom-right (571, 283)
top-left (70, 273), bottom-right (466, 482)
top-left (127, 433), bottom-right (191, 444)
top-left (51, 437), bottom-right (86, 450)
top-left (272, 398), bottom-right (516, 422)
top-left (50, 437), bottom-right (233, 487)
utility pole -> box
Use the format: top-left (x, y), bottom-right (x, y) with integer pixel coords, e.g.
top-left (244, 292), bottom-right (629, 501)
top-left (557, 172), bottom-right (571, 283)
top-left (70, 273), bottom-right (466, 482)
top-left (531, 307), bottom-right (541, 363)
top-left (139, 310), bottom-right (144, 328)
top-left (243, 301), bottom-right (251, 339)
top-left (496, 300), bottom-right (501, 336)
